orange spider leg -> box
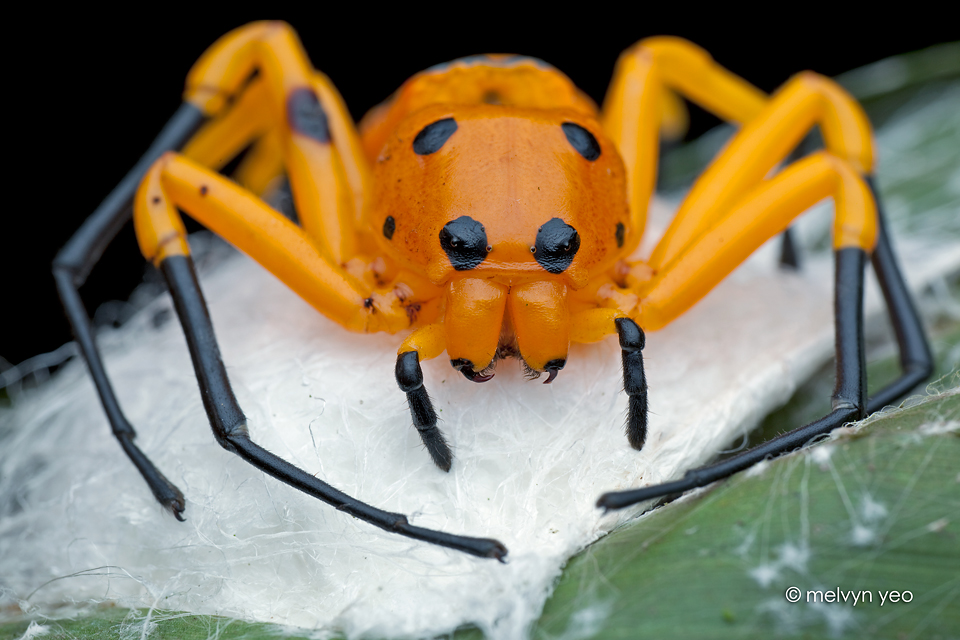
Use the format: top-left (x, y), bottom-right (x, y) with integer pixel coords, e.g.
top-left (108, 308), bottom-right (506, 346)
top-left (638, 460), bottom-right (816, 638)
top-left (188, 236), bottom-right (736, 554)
top-left (178, 79), bottom-right (285, 197)
top-left (182, 66), bottom-right (367, 211)
top-left (231, 129), bottom-right (286, 197)
top-left (637, 152), bottom-right (876, 329)
top-left (133, 152), bottom-right (411, 334)
top-left (602, 37), bottom-right (768, 254)
top-left (310, 71), bottom-right (371, 229)
top-left (181, 78), bottom-right (272, 171)
top-left (125, 155), bottom-right (506, 561)
top-left (574, 152), bottom-right (875, 453)
top-left (570, 308), bottom-right (622, 344)
top-left (399, 324), bottom-right (447, 361)
top-left (184, 21), bottom-right (358, 265)
top-left (648, 72), bottom-right (874, 272)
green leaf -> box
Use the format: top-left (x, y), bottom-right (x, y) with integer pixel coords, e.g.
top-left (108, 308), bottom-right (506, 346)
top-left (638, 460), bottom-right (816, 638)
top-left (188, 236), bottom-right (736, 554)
top-left (534, 390), bottom-right (960, 639)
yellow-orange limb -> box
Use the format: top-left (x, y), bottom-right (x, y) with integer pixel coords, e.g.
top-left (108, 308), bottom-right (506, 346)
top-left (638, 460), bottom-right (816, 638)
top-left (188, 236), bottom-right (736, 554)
top-left (636, 151), bottom-right (877, 330)
top-left (602, 37), bottom-right (768, 255)
top-left (311, 72), bottom-right (370, 228)
top-left (570, 308), bottom-right (622, 345)
top-left (184, 21), bottom-right (359, 265)
top-left (182, 78), bottom-right (273, 171)
top-left (132, 152), bottom-right (412, 334)
top-left (650, 72), bottom-right (875, 271)
top-left (399, 323), bottom-right (446, 360)
top-left (181, 78), bottom-right (285, 196)
top-left (231, 129), bottom-right (285, 197)
top-left (507, 281), bottom-right (570, 371)
top-left (443, 278), bottom-right (508, 370)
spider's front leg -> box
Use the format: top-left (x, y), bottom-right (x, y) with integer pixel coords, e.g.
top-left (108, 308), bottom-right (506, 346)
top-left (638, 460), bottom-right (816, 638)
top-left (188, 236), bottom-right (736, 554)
top-left (133, 153), bottom-right (505, 559)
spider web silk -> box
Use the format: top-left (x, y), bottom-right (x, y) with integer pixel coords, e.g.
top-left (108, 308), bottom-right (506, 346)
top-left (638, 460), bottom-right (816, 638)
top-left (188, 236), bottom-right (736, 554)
top-left (1, 86), bottom-right (958, 640)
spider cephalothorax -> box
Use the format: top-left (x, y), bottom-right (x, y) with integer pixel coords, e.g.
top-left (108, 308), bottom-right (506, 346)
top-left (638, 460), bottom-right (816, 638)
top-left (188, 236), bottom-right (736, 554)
top-left (367, 103), bottom-right (630, 384)
top-left (54, 22), bottom-right (931, 560)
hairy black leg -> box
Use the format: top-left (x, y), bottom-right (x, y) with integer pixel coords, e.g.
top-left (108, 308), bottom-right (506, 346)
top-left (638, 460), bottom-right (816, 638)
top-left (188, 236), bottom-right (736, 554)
top-left (616, 318), bottom-right (648, 450)
top-left (163, 256), bottom-right (506, 560)
top-left (598, 247), bottom-right (868, 510)
top-left (397, 352), bottom-right (453, 471)
top-left (52, 104), bottom-right (206, 518)
top-left (865, 177), bottom-right (933, 410)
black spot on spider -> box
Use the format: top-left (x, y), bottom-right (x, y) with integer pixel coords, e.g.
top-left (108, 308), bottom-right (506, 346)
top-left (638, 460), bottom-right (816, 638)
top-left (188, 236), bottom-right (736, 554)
top-left (287, 88), bottom-right (330, 143)
top-left (616, 222), bottom-right (625, 248)
top-left (152, 196), bottom-right (161, 204)
top-left (413, 118), bottom-right (457, 155)
top-left (364, 297), bottom-right (374, 310)
top-left (200, 185), bottom-right (208, 196)
top-left (383, 216), bottom-right (396, 240)
top-left (534, 218), bottom-right (580, 274)
top-left (439, 216), bottom-right (488, 270)
top-left (561, 122), bottom-right (600, 161)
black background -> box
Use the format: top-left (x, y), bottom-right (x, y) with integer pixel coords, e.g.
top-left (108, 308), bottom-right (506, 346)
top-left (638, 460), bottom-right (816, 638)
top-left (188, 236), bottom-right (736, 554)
top-left (3, 11), bottom-right (957, 369)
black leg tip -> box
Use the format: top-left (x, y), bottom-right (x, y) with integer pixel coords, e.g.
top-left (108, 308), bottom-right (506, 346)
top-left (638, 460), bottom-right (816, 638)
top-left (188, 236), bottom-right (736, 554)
top-left (596, 487), bottom-right (652, 511)
top-left (488, 541), bottom-right (509, 563)
top-left (596, 493), bottom-right (621, 511)
top-left (163, 493), bottom-right (186, 521)
top-left (626, 395), bottom-right (647, 450)
top-left (419, 427), bottom-right (453, 472)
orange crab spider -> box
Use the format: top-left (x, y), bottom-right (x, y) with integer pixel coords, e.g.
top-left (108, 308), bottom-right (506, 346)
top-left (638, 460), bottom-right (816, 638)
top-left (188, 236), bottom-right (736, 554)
top-left (54, 22), bottom-right (932, 561)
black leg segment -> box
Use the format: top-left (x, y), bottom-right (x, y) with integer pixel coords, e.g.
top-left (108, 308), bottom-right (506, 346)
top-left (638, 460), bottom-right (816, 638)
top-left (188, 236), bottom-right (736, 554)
top-left (599, 176), bottom-right (935, 512)
top-left (397, 351), bottom-right (453, 472)
top-left (598, 247), bottom-right (869, 511)
top-left (52, 103), bottom-right (205, 519)
top-left (865, 177), bottom-right (933, 411)
top-left (616, 317), bottom-right (648, 450)
top-left (163, 256), bottom-right (506, 560)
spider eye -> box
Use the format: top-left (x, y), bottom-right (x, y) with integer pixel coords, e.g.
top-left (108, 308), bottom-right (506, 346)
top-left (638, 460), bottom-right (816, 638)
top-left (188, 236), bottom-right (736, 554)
top-left (534, 218), bottom-right (580, 274)
top-left (561, 122), bottom-right (601, 161)
top-left (439, 216), bottom-right (488, 270)
top-left (414, 118), bottom-right (458, 155)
